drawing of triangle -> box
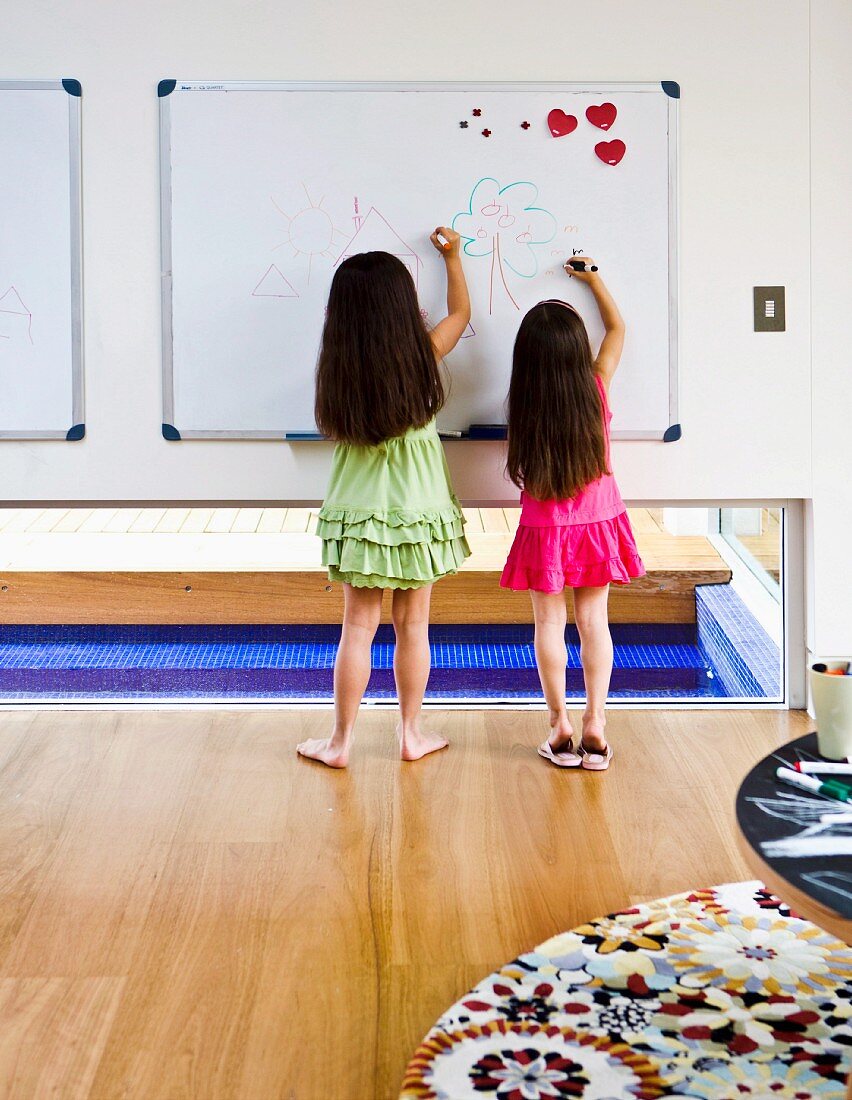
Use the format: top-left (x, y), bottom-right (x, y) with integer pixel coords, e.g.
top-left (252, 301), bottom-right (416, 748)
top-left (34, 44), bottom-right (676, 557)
top-left (0, 286), bottom-right (31, 316)
top-left (252, 265), bottom-right (299, 298)
top-left (461, 322), bottom-right (475, 338)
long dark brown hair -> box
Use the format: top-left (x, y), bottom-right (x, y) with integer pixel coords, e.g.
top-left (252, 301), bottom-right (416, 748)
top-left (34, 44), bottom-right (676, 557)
top-left (506, 300), bottom-right (609, 500)
top-left (314, 251), bottom-right (444, 445)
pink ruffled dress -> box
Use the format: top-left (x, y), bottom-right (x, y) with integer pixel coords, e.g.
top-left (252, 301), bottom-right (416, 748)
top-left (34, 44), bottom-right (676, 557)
top-left (500, 376), bottom-right (645, 593)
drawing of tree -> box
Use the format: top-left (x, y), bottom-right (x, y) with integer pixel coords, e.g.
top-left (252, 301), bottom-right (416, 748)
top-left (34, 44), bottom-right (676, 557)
top-left (452, 178), bottom-right (557, 311)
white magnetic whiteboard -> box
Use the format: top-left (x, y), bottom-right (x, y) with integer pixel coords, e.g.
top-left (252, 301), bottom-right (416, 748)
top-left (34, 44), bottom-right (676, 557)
top-left (161, 81), bottom-right (678, 441)
top-left (0, 81), bottom-right (84, 440)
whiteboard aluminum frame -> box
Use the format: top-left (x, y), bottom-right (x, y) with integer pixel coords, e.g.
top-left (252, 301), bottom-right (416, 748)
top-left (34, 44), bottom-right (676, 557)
top-left (159, 80), bottom-right (679, 441)
top-left (0, 80), bottom-right (84, 440)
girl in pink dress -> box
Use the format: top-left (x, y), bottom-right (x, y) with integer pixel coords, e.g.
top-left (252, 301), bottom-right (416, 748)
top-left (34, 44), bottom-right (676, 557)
top-left (500, 259), bottom-right (644, 771)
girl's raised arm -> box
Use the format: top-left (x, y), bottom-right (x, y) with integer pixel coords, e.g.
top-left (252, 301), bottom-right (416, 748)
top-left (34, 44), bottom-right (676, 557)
top-left (428, 226), bottom-right (471, 360)
top-left (567, 257), bottom-right (625, 388)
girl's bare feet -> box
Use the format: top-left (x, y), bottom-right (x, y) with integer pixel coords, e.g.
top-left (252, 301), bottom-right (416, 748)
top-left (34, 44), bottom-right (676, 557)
top-left (296, 737), bottom-right (350, 769)
top-left (398, 724), bottom-right (448, 762)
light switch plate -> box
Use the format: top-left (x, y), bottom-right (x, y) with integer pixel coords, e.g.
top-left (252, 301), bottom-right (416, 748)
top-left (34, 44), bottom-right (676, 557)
top-left (754, 286), bottom-right (785, 332)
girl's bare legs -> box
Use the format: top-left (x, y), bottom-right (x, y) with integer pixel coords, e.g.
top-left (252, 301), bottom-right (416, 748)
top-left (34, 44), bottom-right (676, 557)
top-left (297, 583), bottom-right (383, 768)
top-left (572, 585), bottom-right (613, 752)
top-left (391, 584), bottom-right (447, 761)
top-left (529, 590), bottom-right (574, 751)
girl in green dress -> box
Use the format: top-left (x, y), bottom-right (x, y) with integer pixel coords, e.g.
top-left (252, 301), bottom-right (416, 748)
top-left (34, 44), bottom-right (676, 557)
top-left (297, 229), bottom-right (471, 768)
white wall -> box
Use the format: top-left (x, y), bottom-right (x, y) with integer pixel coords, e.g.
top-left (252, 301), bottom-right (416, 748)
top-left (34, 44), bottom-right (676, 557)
top-left (809, 0), bottom-right (852, 656)
top-left (0, 0), bottom-right (811, 506)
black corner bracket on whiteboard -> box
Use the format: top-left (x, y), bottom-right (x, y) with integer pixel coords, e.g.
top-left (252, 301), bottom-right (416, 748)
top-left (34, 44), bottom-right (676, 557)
top-left (661, 81), bottom-right (680, 99)
top-left (663, 423), bottom-right (682, 442)
top-left (162, 423), bottom-right (182, 440)
top-left (65, 423), bottom-right (85, 441)
top-left (62, 79), bottom-right (82, 97)
top-left (158, 79), bottom-right (177, 98)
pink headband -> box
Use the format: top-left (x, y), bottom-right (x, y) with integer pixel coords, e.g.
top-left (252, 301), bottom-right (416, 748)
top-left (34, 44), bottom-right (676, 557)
top-left (540, 299), bottom-right (579, 315)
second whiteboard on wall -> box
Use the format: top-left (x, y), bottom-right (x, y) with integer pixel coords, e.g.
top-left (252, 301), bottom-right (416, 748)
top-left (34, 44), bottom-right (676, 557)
top-left (0, 80), bottom-right (84, 440)
top-left (161, 81), bottom-right (678, 440)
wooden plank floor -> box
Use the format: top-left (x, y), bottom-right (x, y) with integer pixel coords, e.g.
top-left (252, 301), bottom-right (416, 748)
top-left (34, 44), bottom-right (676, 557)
top-left (0, 707), bottom-right (810, 1099)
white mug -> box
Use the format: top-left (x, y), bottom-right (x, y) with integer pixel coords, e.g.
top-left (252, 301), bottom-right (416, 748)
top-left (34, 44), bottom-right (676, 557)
top-left (811, 660), bottom-right (852, 761)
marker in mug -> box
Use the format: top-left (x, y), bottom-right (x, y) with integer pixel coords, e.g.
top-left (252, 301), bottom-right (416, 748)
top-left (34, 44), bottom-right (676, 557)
top-left (794, 760), bottom-right (852, 775)
top-left (776, 766), bottom-right (852, 803)
top-left (566, 260), bottom-right (598, 273)
top-left (812, 661), bottom-right (851, 675)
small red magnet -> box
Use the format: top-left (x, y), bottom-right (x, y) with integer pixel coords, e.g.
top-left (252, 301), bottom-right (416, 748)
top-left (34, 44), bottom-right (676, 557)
top-left (594, 139), bottom-right (626, 165)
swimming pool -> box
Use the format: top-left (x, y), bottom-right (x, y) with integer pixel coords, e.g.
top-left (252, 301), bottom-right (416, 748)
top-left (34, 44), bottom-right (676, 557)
top-left (0, 584), bottom-right (781, 702)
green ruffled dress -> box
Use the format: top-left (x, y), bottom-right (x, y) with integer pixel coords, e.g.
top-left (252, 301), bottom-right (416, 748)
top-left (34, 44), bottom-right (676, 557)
top-left (317, 420), bottom-right (470, 589)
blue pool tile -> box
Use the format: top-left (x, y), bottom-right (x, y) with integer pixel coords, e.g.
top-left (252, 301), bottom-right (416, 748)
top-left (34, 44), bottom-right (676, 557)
top-left (0, 589), bottom-right (779, 702)
top-left (695, 585), bottom-right (781, 698)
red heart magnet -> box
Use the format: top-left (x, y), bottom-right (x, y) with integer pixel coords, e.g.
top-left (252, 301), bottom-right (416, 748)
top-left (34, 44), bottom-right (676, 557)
top-left (595, 139), bottom-right (626, 166)
top-left (547, 109), bottom-right (578, 138)
top-left (586, 102), bottom-right (617, 130)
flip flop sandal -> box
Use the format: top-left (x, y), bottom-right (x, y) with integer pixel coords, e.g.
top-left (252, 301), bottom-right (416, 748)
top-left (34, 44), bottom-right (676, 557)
top-left (538, 739), bottom-right (582, 768)
top-left (580, 741), bottom-right (613, 771)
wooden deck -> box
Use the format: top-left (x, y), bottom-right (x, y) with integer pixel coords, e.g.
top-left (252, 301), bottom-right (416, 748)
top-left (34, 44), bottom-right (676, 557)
top-left (0, 508), bottom-right (731, 625)
top-left (739, 508), bottom-right (782, 581)
top-left (0, 505), bottom-right (682, 539)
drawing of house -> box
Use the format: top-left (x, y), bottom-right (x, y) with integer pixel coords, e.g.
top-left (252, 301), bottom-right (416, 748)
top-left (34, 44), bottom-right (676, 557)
top-left (335, 207), bottom-right (422, 288)
top-left (0, 286), bottom-right (33, 343)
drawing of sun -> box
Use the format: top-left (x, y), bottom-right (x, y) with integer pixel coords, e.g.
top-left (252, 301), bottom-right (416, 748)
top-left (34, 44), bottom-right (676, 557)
top-left (271, 185), bottom-right (350, 284)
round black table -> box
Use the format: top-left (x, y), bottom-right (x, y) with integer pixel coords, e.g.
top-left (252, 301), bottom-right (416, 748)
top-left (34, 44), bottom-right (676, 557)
top-left (736, 731), bottom-right (852, 944)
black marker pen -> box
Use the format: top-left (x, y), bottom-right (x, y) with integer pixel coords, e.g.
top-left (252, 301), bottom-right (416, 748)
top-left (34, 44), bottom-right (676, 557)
top-left (566, 260), bottom-right (598, 273)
